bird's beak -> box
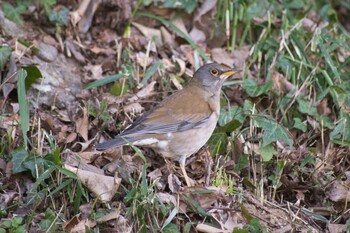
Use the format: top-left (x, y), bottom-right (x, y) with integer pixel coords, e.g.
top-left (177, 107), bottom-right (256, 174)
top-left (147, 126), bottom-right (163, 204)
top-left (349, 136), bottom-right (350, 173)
top-left (220, 67), bottom-right (242, 79)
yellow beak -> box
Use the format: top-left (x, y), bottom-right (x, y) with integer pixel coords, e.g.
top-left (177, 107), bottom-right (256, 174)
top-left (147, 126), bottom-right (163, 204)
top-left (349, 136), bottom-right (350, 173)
top-left (221, 68), bottom-right (242, 79)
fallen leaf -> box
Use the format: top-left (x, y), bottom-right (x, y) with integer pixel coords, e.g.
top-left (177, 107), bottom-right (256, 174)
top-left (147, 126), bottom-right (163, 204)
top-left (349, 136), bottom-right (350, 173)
top-left (132, 22), bottom-right (163, 47)
top-left (327, 171), bottom-right (350, 202)
top-left (196, 223), bottom-right (229, 233)
top-left (189, 0), bottom-right (218, 43)
top-left (70, 219), bottom-right (96, 233)
top-left (123, 102), bottom-right (144, 114)
top-left (211, 48), bottom-right (234, 67)
top-left (328, 224), bottom-right (347, 233)
top-left (76, 108), bottom-right (89, 142)
top-left (136, 51), bottom-right (154, 67)
top-left (96, 207), bottom-right (121, 223)
top-left (64, 164), bottom-right (121, 202)
top-left (131, 81), bottom-right (156, 100)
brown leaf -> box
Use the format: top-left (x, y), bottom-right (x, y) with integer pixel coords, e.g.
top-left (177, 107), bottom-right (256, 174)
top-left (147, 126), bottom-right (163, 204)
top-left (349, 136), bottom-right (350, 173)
top-left (96, 207), bottom-right (120, 223)
top-left (64, 164), bottom-right (121, 202)
top-left (316, 98), bottom-right (331, 115)
top-left (132, 81), bottom-right (156, 100)
top-left (196, 223), bottom-right (229, 233)
top-left (123, 102), bottom-right (144, 114)
top-left (160, 26), bottom-right (175, 48)
top-left (70, 219), bottom-right (97, 233)
top-left (211, 48), bottom-right (235, 67)
top-left (65, 132), bottom-right (78, 144)
top-left (327, 172), bottom-right (350, 202)
top-left (84, 64), bottom-right (103, 81)
top-left (189, 0), bottom-right (218, 43)
top-left (76, 108), bottom-right (89, 142)
top-left (328, 224), bottom-right (347, 233)
top-left (132, 22), bottom-right (163, 48)
top-left (136, 52), bottom-right (154, 67)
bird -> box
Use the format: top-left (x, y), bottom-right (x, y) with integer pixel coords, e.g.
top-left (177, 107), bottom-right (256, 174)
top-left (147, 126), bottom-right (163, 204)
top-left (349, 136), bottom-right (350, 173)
top-left (96, 63), bottom-right (241, 186)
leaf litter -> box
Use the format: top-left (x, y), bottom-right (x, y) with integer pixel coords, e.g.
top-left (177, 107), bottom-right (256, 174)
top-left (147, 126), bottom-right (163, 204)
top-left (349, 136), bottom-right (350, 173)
top-left (0, 1), bottom-right (350, 232)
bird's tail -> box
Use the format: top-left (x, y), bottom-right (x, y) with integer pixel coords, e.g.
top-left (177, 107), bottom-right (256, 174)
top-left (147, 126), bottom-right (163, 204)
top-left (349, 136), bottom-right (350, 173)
top-left (95, 136), bottom-right (131, 151)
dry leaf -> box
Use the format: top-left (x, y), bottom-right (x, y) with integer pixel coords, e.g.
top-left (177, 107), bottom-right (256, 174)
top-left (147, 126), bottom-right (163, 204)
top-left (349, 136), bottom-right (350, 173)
top-left (134, 81), bottom-right (156, 99)
top-left (155, 192), bottom-right (177, 207)
top-left (160, 26), bottom-right (175, 48)
top-left (211, 48), bottom-right (235, 67)
top-left (196, 223), bottom-right (229, 233)
top-left (328, 224), bottom-right (347, 233)
top-left (132, 22), bottom-right (163, 47)
top-left (96, 207), bottom-right (120, 223)
top-left (65, 132), bottom-right (78, 144)
top-left (123, 102), bottom-right (144, 114)
top-left (190, 0), bottom-right (218, 43)
top-left (76, 108), bottom-right (89, 142)
top-left (148, 168), bottom-right (162, 182)
top-left (171, 17), bottom-right (191, 39)
top-left (63, 215), bottom-right (80, 232)
top-left (64, 164), bottom-right (121, 202)
top-left (136, 52), bottom-right (154, 67)
top-left (327, 172), bottom-right (350, 202)
top-left (70, 219), bottom-right (97, 233)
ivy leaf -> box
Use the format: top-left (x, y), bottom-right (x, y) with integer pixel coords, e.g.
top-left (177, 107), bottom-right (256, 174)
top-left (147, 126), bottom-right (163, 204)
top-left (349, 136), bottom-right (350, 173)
top-left (330, 114), bottom-right (350, 146)
top-left (297, 97), bottom-right (333, 129)
top-left (243, 79), bottom-right (273, 97)
top-left (253, 115), bottom-right (293, 147)
top-left (2, 3), bottom-right (26, 24)
top-left (259, 144), bottom-right (277, 162)
top-left (11, 147), bottom-right (29, 174)
top-left (219, 107), bottom-right (245, 126)
top-left (293, 117), bottom-right (307, 132)
top-left (208, 132), bottom-right (227, 155)
top-left (0, 45), bottom-right (12, 71)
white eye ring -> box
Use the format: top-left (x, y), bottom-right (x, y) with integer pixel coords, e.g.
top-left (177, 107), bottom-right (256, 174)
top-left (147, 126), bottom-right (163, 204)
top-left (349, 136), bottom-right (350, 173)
top-left (210, 69), bottom-right (219, 76)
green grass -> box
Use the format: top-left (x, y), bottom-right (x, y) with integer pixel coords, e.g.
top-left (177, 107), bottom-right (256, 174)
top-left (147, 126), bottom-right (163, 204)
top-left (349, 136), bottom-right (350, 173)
top-left (1, 0), bottom-right (350, 231)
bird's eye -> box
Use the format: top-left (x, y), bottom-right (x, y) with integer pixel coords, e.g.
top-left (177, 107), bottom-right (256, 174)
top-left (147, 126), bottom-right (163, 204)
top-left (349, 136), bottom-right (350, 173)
top-left (210, 69), bottom-right (219, 76)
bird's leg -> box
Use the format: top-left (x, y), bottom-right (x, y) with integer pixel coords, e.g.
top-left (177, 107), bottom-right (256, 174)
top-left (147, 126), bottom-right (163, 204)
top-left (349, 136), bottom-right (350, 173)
top-left (179, 156), bottom-right (192, 187)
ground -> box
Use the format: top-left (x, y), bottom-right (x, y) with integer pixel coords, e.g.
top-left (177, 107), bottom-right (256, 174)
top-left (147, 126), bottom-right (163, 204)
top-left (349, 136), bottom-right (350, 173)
top-left (0, 0), bottom-right (350, 232)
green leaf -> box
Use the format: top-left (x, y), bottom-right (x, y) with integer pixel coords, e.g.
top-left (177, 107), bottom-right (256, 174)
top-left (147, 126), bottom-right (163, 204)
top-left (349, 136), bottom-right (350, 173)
top-left (17, 69), bottom-right (29, 147)
top-left (0, 45), bottom-right (12, 71)
top-left (162, 223), bottom-right (180, 233)
top-left (259, 144), bottom-right (277, 162)
top-left (84, 73), bottom-right (125, 89)
top-left (23, 156), bottom-right (54, 178)
top-left (40, 0), bottom-right (56, 13)
top-left (47, 6), bottom-right (69, 25)
top-left (293, 117), bottom-right (307, 132)
top-left (297, 98), bottom-right (333, 129)
top-left (140, 61), bottom-right (161, 87)
top-left (110, 82), bottom-right (129, 96)
top-left (218, 107), bottom-right (245, 126)
top-left (17, 38), bottom-right (40, 53)
top-left (163, 0), bottom-right (197, 13)
top-left (11, 147), bottom-right (29, 174)
top-left (300, 155), bottom-right (315, 167)
top-left (234, 154), bottom-right (249, 172)
top-left (219, 119), bottom-right (241, 133)
top-left (242, 79), bottom-right (273, 97)
top-left (208, 132), bottom-right (227, 155)
top-left (253, 115), bottom-right (293, 147)
top-left (1, 220), bottom-right (11, 228)
top-left (23, 65), bottom-right (42, 90)
top-left (2, 3), bottom-right (25, 24)
top-left (330, 114), bottom-right (350, 145)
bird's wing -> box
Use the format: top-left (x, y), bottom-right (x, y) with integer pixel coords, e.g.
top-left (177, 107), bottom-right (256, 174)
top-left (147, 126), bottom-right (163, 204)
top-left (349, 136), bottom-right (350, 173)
top-left (121, 88), bottom-right (215, 137)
